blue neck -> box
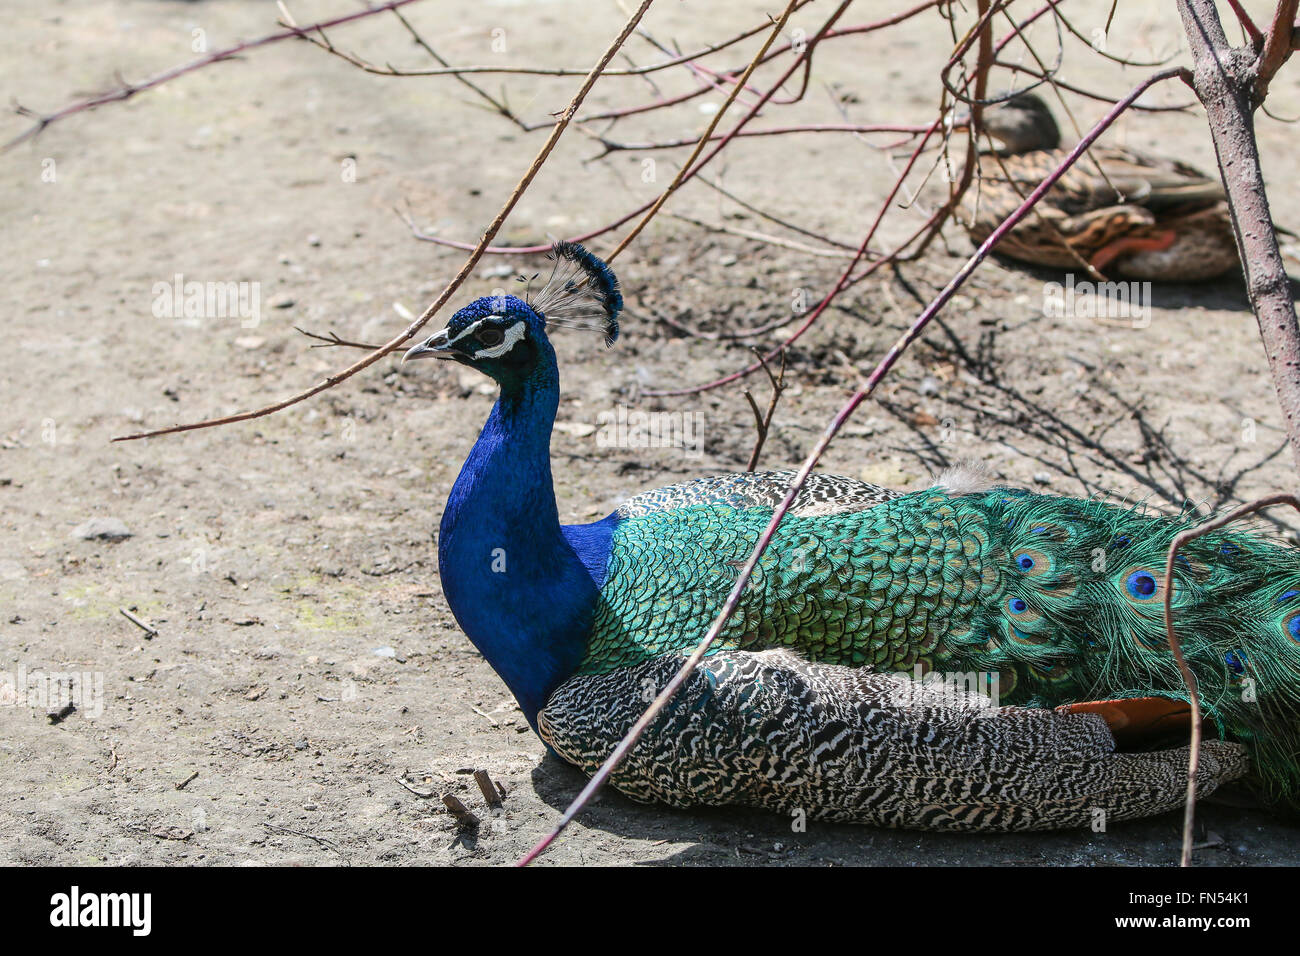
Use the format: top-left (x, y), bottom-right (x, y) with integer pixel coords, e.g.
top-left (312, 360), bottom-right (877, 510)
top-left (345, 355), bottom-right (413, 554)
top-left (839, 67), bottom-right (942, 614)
top-left (438, 350), bottom-right (614, 728)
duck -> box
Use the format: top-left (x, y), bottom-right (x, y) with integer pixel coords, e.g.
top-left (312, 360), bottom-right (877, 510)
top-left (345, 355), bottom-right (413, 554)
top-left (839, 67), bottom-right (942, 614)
top-left (954, 93), bottom-right (1241, 280)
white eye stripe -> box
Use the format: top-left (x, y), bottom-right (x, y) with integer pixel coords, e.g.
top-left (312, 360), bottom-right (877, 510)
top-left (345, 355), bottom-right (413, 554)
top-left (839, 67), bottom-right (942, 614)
top-left (473, 320), bottom-right (527, 359)
top-left (447, 318), bottom-right (489, 347)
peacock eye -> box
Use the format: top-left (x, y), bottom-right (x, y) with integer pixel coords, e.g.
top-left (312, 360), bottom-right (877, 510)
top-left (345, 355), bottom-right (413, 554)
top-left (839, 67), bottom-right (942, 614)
top-left (476, 327), bottom-right (505, 347)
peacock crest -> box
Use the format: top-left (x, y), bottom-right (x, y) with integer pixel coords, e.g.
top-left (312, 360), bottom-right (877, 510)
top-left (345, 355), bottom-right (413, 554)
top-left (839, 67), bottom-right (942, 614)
top-left (524, 240), bottom-right (622, 346)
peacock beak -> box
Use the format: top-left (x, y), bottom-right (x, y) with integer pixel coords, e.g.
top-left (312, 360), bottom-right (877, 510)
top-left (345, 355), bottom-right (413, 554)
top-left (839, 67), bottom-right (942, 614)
top-left (402, 327), bottom-right (455, 362)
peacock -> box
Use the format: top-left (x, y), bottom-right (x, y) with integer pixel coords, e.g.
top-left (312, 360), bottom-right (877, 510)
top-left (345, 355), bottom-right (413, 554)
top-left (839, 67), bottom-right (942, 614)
top-left (404, 242), bottom-right (1300, 831)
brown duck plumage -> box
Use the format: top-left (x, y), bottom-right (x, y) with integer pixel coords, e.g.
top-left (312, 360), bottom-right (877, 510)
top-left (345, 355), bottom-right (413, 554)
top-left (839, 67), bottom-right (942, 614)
top-left (958, 94), bottom-right (1240, 281)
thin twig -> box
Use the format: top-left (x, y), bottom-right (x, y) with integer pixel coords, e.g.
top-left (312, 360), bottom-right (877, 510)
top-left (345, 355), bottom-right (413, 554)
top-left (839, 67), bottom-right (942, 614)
top-left (286, 2), bottom-right (813, 80)
top-left (400, 0), bottom-right (946, 254)
top-left (582, 122), bottom-right (928, 157)
top-left (294, 327), bottom-right (385, 351)
top-left (278, 1), bottom-right (526, 130)
top-left (744, 350), bottom-right (787, 471)
top-left (642, 6), bottom-right (990, 396)
top-left (1258, 0), bottom-right (1300, 92)
top-left (693, 173), bottom-right (860, 250)
top-left (567, 3), bottom-right (943, 129)
top-left (388, 7), bottom-right (525, 129)
top-left (1051, 3), bottom-right (1181, 68)
top-left (118, 607), bottom-right (158, 639)
top-left (1224, 0), bottom-right (1265, 46)
top-left (667, 212), bottom-right (857, 259)
top-left (645, 123), bottom-right (945, 397)
top-left (1161, 493), bottom-right (1300, 866)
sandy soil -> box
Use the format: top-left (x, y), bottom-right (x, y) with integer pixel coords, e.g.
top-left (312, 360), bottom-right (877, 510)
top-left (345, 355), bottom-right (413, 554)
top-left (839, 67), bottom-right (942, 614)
top-left (4, 0), bottom-right (1300, 866)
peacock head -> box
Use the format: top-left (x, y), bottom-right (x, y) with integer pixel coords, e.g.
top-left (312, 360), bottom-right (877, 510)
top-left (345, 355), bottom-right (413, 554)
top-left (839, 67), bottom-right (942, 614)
top-left (403, 241), bottom-right (621, 390)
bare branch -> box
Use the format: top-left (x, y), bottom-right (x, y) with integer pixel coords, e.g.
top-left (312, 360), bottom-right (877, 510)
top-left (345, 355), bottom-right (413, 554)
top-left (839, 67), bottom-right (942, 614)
top-left (3, 0), bottom-right (426, 153)
top-left (1224, 0), bottom-right (1266, 47)
top-left (606, 0), bottom-right (844, 263)
top-left (1178, 0), bottom-right (1300, 475)
top-left (581, 122), bottom-right (929, 158)
top-left (293, 327), bottom-right (385, 351)
top-left (1258, 0), bottom-right (1300, 92)
top-left (288, 1), bottom-right (816, 80)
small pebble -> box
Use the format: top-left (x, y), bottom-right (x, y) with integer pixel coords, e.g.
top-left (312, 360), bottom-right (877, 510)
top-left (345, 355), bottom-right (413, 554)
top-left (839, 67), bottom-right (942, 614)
top-left (72, 518), bottom-right (133, 541)
top-left (372, 646), bottom-right (397, 658)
